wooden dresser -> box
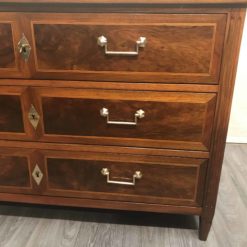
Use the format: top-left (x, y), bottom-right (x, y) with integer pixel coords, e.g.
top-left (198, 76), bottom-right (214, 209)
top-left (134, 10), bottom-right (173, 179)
top-left (0, 0), bottom-right (246, 240)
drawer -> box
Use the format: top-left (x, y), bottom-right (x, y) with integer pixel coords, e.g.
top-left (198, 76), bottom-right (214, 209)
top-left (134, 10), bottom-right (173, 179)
top-left (33, 87), bottom-right (217, 151)
top-left (0, 148), bottom-right (37, 194)
top-left (42, 150), bottom-right (207, 207)
top-left (0, 13), bottom-right (29, 78)
top-left (24, 13), bottom-right (226, 83)
top-left (0, 86), bottom-right (36, 141)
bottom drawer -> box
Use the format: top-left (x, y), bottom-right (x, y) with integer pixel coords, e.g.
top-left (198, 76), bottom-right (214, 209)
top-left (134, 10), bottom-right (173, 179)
top-left (0, 148), bottom-right (34, 194)
top-left (43, 150), bottom-right (207, 207)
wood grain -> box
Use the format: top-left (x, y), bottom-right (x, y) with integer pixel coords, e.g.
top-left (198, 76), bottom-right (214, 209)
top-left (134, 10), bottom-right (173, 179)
top-left (0, 23), bottom-right (15, 69)
top-left (0, 13), bottom-right (31, 78)
top-left (0, 3), bottom-right (245, 242)
top-left (0, 147), bottom-right (46, 195)
top-left (0, 139), bottom-right (210, 159)
top-left (0, 95), bottom-right (24, 133)
top-left (34, 24), bottom-right (214, 73)
top-left (0, 144), bottom-right (206, 213)
top-left (43, 150), bottom-right (207, 206)
top-left (0, 155), bottom-right (30, 188)
top-left (0, 144), bottom-right (246, 247)
top-left (0, 0), bottom-right (247, 4)
top-left (0, 79), bottom-right (219, 92)
top-left (27, 13), bottom-right (226, 83)
top-left (200, 8), bottom-right (247, 241)
top-left (36, 87), bottom-right (217, 151)
top-left (0, 86), bottom-right (36, 142)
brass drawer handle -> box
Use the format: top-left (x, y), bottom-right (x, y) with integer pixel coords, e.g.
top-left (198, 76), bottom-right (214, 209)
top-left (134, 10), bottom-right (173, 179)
top-left (100, 108), bottom-right (145, 126)
top-left (97, 36), bottom-right (147, 56)
top-left (101, 168), bottom-right (142, 186)
top-left (18, 34), bottom-right (31, 62)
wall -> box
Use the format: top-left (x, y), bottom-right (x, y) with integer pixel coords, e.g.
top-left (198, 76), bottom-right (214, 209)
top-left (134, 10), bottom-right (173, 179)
top-left (227, 12), bottom-right (247, 143)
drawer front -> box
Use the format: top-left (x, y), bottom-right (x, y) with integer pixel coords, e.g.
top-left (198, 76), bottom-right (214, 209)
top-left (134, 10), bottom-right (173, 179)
top-left (0, 86), bottom-right (35, 141)
top-left (0, 14), bottom-right (29, 78)
top-left (26, 13), bottom-right (226, 83)
top-left (0, 23), bottom-right (15, 69)
top-left (43, 150), bottom-right (207, 206)
top-left (0, 93), bottom-right (24, 133)
top-left (34, 88), bottom-right (216, 151)
top-left (0, 148), bottom-right (37, 194)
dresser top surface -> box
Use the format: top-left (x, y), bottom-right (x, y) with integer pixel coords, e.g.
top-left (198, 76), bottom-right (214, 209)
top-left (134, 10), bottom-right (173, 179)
top-left (1, 0), bottom-right (247, 4)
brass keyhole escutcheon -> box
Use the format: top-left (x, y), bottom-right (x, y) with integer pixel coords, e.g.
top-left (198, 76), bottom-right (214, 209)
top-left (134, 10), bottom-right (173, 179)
top-left (18, 34), bottom-right (31, 62)
top-left (28, 105), bottom-right (40, 130)
top-left (32, 164), bottom-right (43, 186)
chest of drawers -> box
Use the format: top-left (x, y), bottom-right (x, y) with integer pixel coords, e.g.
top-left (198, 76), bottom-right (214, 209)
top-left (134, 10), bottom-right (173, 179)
top-left (0, 0), bottom-right (246, 241)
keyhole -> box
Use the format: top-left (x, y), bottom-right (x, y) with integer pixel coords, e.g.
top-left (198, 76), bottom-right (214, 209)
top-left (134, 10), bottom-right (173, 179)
top-left (31, 114), bottom-right (37, 120)
top-left (35, 171), bottom-right (40, 178)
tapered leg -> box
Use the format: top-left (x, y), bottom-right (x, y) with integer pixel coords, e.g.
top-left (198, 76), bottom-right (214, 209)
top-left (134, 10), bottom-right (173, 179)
top-left (199, 216), bottom-right (212, 241)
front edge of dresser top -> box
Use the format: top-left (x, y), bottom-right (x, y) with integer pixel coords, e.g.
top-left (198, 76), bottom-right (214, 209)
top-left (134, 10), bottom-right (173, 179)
top-left (0, 0), bottom-right (247, 4)
top-left (0, 1), bottom-right (246, 242)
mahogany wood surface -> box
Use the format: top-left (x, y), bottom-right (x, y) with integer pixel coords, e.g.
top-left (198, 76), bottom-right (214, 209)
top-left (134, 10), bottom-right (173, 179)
top-left (0, 140), bottom-right (210, 159)
top-left (199, 8), bottom-right (247, 241)
top-left (0, 85), bottom-right (217, 150)
top-left (0, 23), bottom-right (15, 69)
top-left (0, 192), bottom-right (202, 215)
top-left (0, 95), bottom-right (24, 133)
top-left (0, 14), bottom-right (31, 78)
top-left (0, 145), bottom-right (206, 210)
top-left (43, 150), bottom-right (207, 206)
top-left (0, 86), bottom-right (37, 142)
top-left (0, 79), bottom-right (219, 92)
top-left (0, 3), bottom-right (245, 241)
top-left (0, 0), bottom-right (246, 5)
top-left (26, 13), bottom-right (226, 84)
top-left (37, 88), bottom-right (216, 151)
top-left (0, 147), bottom-right (36, 194)
top-left (0, 155), bottom-right (29, 188)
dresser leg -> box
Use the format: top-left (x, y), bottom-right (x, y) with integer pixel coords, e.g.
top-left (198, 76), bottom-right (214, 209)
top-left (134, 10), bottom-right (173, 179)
top-left (199, 216), bottom-right (212, 241)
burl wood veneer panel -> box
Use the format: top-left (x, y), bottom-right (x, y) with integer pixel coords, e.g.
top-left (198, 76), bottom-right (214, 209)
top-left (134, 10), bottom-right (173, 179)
top-left (28, 13), bottom-right (226, 83)
top-left (34, 88), bottom-right (217, 151)
top-left (0, 155), bottom-right (30, 188)
top-left (44, 150), bottom-right (207, 206)
top-left (0, 95), bottom-right (24, 133)
top-left (0, 14), bottom-right (30, 78)
top-left (0, 23), bottom-right (15, 69)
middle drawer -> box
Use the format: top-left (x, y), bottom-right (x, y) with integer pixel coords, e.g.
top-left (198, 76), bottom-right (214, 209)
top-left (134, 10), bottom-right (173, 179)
top-left (29, 87), bottom-right (216, 151)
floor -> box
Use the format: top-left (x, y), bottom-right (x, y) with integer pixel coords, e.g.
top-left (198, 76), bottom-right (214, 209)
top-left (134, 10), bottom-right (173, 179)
top-left (0, 144), bottom-right (246, 247)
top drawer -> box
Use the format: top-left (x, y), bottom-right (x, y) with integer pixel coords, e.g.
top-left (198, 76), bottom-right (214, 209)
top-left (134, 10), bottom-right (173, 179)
top-left (0, 13), bottom-right (29, 78)
top-left (23, 13), bottom-right (227, 84)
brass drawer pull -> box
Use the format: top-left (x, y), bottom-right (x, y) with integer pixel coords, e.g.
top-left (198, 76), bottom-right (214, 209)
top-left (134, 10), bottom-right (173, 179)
top-left (101, 168), bottom-right (142, 186)
top-left (97, 36), bottom-right (147, 56)
top-left (100, 108), bottom-right (145, 126)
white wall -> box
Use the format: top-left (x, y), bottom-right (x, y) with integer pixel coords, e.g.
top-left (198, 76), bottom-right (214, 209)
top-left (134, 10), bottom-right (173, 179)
top-left (227, 12), bottom-right (247, 143)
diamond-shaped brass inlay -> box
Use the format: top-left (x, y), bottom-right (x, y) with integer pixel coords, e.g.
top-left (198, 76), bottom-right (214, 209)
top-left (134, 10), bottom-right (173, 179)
top-left (18, 33), bottom-right (31, 62)
top-left (28, 104), bottom-right (40, 130)
top-left (32, 164), bottom-right (43, 186)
